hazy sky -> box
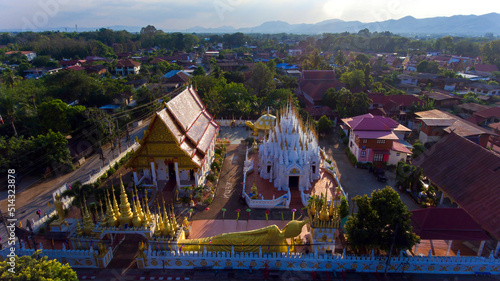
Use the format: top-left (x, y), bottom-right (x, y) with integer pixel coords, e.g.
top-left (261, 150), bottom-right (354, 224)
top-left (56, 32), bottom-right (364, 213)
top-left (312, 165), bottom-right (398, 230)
top-left (1, 0), bottom-right (500, 30)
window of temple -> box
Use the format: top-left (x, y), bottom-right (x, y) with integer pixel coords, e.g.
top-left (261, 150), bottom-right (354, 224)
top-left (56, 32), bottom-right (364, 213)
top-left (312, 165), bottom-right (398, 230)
top-left (312, 166), bottom-right (316, 174)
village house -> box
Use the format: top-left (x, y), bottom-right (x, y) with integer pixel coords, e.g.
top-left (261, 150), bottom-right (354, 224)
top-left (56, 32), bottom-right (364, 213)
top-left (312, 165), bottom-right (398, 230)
top-left (466, 82), bottom-right (500, 96)
top-left (5, 50), bottom-right (37, 61)
top-left (368, 93), bottom-right (424, 122)
top-left (421, 91), bottom-right (461, 108)
top-left (296, 70), bottom-right (344, 106)
top-left (342, 114), bottom-right (412, 166)
top-left (414, 109), bottom-right (496, 148)
top-left (455, 103), bottom-right (490, 118)
top-left (115, 59), bottom-right (141, 76)
top-left (466, 106), bottom-right (500, 126)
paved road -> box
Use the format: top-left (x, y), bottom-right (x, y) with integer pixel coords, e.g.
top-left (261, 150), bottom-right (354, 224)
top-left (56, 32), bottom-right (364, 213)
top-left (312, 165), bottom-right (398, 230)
top-left (0, 121), bottom-right (149, 248)
top-left (74, 267), bottom-right (500, 281)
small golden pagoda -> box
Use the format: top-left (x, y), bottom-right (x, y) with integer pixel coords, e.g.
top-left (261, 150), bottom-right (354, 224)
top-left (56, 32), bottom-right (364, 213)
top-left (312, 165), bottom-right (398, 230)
top-left (118, 175), bottom-right (133, 227)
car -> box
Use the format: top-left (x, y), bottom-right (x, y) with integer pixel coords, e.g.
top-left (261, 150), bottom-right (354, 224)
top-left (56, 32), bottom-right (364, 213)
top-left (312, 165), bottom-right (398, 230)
top-left (371, 168), bottom-right (387, 182)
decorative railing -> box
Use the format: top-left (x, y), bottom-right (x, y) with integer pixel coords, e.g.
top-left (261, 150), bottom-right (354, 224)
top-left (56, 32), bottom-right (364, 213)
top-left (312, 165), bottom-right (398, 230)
top-left (215, 119), bottom-right (252, 127)
top-left (0, 245), bottom-right (113, 268)
top-left (242, 147), bottom-right (289, 208)
top-left (137, 248), bottom-right (500, 275)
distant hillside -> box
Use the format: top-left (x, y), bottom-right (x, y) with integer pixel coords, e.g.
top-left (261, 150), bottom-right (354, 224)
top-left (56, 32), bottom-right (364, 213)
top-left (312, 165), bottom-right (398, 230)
top-left (2, 13), bottom-right (499, 35)
top-left (186, 13), bottom-right (500, 35)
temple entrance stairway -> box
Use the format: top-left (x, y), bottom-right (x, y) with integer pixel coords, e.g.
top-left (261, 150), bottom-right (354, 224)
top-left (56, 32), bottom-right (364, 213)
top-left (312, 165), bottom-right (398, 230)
top-left (289, 189), bottom-right (304, 210)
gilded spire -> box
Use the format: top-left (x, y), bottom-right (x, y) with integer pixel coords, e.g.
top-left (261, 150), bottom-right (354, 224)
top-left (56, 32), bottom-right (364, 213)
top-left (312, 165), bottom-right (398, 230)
top-left (144, 190), bottom-right (152, 224)
top-left (154, 202), bottom-right (164, 237)
top-left (76, 219), bottom-right (83, 236)
top-left (111, 186), bottom-right (120, 219)
top-left (82, 199), bottom-right (94, 235)
top-left (134, 185), bottom-right (145, 223)
top-left (131, 200), bottom-right (142, 228)
top-left (118, 174), bottom-right (133, 227)
top-left (106, 192), bottom-right (118, 227)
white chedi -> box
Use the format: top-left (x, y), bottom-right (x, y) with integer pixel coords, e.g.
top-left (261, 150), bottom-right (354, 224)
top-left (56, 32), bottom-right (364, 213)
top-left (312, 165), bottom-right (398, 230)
top-left (258, 104), bottom-right (321, 191)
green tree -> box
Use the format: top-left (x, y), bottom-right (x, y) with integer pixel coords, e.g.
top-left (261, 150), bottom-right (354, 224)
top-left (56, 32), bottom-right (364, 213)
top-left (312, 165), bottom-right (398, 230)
top-left (193, 66), bottom-right (206, 76)
top-left (346, 187), bottom-right (420, 254)
top-left (412, 140), bottom-right (426, 159)
top-left (395, 162), bottom-right (422, 191)
top-left (247, 62), bottom-right (275, 97)
top-left (340, 69), bottom-right (366, 90)
top-left (38, 99), bottom-right (85, 133)
top-left (334, 50), bottom-right (347, 66)
top-left (339, 196), bottom-right (349, 219)
top-left (317, 115), bottom-right (332, 134)
top-left (0, 250), bottom-right (78, 280)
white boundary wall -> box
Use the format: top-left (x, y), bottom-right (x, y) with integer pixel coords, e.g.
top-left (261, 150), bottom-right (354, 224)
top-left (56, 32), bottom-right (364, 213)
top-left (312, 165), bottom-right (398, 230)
top-left (137, 249), bottom-right (500, 275)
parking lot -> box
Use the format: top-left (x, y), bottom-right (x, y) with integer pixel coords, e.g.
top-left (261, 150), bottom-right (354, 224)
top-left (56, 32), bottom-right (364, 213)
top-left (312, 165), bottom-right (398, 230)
top-left (319, 133), bottom-right (420, 211)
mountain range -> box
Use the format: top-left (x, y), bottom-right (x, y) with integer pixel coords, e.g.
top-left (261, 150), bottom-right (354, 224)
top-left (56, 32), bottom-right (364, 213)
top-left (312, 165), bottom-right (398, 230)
top-left (2, 13), bottom-right (500, 35)
top-left (183, 13), bottom-right (500, 35)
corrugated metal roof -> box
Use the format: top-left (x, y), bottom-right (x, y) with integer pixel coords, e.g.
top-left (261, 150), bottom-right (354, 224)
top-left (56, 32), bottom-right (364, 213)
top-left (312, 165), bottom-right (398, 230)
top-left (411, 208), bottom-right (490, 241)
top-left (413, 133), bottom-right (500, 240)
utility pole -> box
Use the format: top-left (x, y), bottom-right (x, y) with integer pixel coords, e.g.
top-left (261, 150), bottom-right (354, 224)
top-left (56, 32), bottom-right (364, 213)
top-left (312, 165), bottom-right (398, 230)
top-left (98, 141), bottom-right (105, 167)
top-left (126, 124), bottom-right (130, 147)
top-left (385, 222), bottom-right (400, 277)
top-left (104, 119), bottom-right (114, 159)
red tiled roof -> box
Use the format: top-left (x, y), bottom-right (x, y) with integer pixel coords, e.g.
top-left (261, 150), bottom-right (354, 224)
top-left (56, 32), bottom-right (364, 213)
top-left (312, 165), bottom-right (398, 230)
top-left (466, 107), bottom-right (500, 125)
top-left (302, 70), bottom-right (336, 80)
top-left (368, 93), bottom-right (388, 104)
top-left (473, 106), bottom-right (500, 119)
top-left (150, 58), bottom-right (166, 64)
top-left (392, 141), bottom-right (412, 154)
top-left (474, 64), bottom-right (499, 72)
top-left (65, 65), bottom-right (85, 71)
top-left (411, 208), bottom-right (490, 241)
top-left (60, 59), bottom-right (86, 66)
top-left (299, 80), bottom-right (344, 102)
top-left (116, 59), bottom-right (141, 67)
top-left (166, 72), bottom-right (190, 83)
top-left (305, 105), bottom-right (334, 117)
top-left (342, 113), bottom-right (401, 131)
top-left (457, 103), bottom-right (490, 113)
top-left (354, 131), bottom-right (399, 140)
top-left (413, 133), bottom-right (500, 240)
top-left (5, 51), bottom-right (34, 55)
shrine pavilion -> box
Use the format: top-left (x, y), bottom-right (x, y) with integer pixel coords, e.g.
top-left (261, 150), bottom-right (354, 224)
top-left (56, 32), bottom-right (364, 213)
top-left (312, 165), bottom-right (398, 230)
top-left (127, 86), bottom-right (219, 193)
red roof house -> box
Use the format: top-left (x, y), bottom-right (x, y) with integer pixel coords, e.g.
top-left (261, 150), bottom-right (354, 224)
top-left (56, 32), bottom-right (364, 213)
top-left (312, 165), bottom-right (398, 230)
top-left (342, 114), bottom-right (412, 165)
top-left (296, 70), bottom-right (344, 106)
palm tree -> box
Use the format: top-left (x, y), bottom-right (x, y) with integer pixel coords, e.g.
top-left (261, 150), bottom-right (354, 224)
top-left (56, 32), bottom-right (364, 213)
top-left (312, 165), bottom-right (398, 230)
top-left (61, 181), bottom-right (93, 217)
top-left (0, 90), bottom-right (20, 136)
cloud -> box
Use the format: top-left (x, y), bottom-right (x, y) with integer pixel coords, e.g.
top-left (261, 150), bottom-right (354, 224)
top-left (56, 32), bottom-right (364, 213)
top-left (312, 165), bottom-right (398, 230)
top-left (1, 0), bottom-right (500, 30)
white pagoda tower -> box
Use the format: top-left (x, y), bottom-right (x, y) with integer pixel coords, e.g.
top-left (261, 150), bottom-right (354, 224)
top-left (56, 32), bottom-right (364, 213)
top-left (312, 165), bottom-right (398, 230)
top-left (258, 103), bottom-right (321, 192)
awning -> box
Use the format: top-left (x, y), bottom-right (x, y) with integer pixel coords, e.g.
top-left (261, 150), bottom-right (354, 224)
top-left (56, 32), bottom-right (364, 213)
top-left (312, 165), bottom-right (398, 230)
top-left (372, 149), bottom-right (390, 155)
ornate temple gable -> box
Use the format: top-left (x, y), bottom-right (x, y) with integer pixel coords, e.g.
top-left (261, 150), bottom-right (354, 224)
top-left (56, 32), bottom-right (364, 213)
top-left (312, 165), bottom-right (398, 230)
top-left (127, 111), bottom-right (199, 169)
top-left (128, 86), bottom-right (219, 170)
